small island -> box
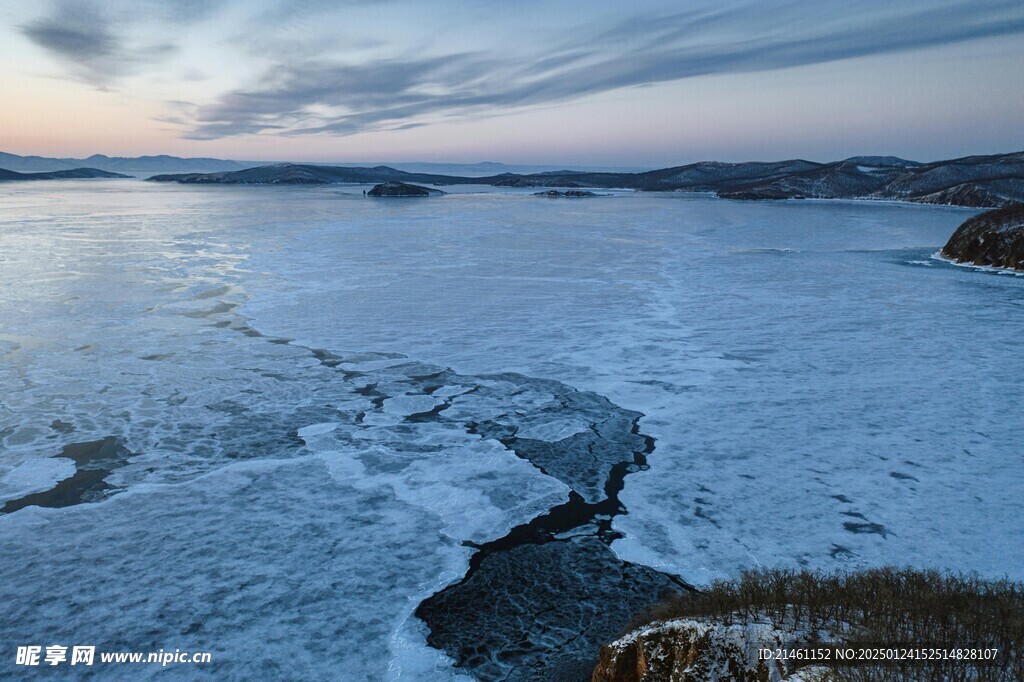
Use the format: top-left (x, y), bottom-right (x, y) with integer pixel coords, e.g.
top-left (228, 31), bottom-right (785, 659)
top-left (533, 189), bottom-right (598, 197)
top-left (366, 181), bottom-right (445, 197)
top-left (941, 203), bottom-right (1024, 271)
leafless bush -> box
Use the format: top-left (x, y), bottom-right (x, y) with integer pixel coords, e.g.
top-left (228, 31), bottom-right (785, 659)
top-left (630, 567), bottom-right (1022, 681)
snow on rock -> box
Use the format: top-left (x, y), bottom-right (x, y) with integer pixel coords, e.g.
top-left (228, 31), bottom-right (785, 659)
top-left (592, 616), bottom-right (831, 682)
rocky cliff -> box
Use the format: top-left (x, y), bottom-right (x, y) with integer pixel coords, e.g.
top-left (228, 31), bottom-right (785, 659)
top-left (591, 618), bottom-right (831, 682)
top-left (940, 203), bottom-right (1024, 270)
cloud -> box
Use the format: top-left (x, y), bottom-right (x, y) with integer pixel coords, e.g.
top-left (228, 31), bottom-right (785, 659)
top-left (171, 0), bottom-right (1024, 139)
top-left (19, 0), bottom-right (221, 85)
top-left (22, 5), bottom-right (114, 58)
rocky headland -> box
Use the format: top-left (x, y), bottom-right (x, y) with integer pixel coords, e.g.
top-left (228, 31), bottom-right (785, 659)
top-left (940, 203), bottom-right (1024, 270)
top-left (592, 617), bottom-right (829, 682)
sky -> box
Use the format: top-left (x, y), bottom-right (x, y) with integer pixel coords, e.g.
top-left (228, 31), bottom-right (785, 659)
top-left (1, 0), bottom-right (1023, 166)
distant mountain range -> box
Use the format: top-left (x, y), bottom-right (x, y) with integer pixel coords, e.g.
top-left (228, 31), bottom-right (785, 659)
top-left (342, 161), bottom-right (649, 176)
top-left (4, 150), bottom-right (1023, 208)
top-left (0, 167), bottom-right (129, 182)
top-left (146, 151), bottom-right (1024, 208)
top-left (0, 152), bottom-right (641, 178)
top-left (0, 152), bottom-right (250, 175)
top-left (148, 165), bottom-right (466, 185)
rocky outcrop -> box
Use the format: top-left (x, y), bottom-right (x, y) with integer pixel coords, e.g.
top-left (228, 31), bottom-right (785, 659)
top-left (592, 618), bottom-right (831, 682)
top-left (940, 203), bottom-right (1024, 270)
top-left (534, 189), bottom-right (598, 197)
top-left (366, 181), bottom-right (444, 196)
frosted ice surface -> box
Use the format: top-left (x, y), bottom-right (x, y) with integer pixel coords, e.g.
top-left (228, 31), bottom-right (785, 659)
top-left (295, 422), bottom-right (340, 440)
top-left (0, 458), bottom-right (471, 680)
top-left (315, 440), bottom-right (568, 545)
top-left (0, 457), bottom-right (75, 502)
top-left (381, 395), bottom-right (445, 418)
top-left (512, 416), bottom-right (589, 441)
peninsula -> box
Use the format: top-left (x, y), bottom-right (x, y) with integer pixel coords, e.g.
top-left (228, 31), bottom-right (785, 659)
top-left (0, 168), bottom-right (129, 182)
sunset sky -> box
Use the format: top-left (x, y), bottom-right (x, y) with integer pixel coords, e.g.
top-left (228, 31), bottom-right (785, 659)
top-left (2, 0), bottom-right (1023, 166)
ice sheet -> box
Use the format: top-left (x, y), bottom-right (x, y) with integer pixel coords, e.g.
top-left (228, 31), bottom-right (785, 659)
top-left (1, 182), bottom-right (1021, 680)
top-left (235, 191), bottom-right (1022, 586)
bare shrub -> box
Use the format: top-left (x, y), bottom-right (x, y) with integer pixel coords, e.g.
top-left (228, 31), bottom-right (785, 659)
top-left (628, 567), bottom-right (1023, 681)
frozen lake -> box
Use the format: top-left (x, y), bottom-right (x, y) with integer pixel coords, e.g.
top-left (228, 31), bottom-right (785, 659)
top-left (1, 180), bottom-right (1021, 679)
